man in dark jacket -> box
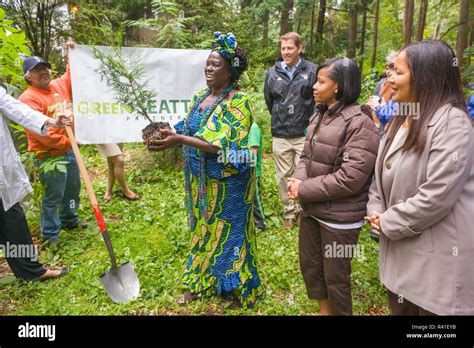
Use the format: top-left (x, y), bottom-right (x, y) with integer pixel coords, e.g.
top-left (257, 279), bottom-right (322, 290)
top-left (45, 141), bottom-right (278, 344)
top-left (264, 32), bottom-right (317, 229)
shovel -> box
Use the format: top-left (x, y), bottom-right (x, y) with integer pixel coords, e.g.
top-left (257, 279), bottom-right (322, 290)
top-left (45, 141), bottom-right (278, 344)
top-left (54, 94), bottom-right (140, 304)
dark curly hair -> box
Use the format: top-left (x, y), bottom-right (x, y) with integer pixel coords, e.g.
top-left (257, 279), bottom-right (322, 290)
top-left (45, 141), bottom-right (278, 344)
top-left (211, 43), bottom-right (248, 86)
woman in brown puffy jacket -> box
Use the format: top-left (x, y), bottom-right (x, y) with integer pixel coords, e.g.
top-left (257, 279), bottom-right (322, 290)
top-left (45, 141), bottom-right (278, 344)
top-left (288, 57), bottom-right (380, 315)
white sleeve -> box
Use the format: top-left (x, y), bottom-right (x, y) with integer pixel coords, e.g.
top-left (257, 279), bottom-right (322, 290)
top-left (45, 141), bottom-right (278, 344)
top-left (0, 87), bottom-right (48, 135)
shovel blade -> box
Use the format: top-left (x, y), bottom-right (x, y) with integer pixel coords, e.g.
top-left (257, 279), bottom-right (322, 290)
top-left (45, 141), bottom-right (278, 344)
top-left (99, 261), bottom-right (140, 304)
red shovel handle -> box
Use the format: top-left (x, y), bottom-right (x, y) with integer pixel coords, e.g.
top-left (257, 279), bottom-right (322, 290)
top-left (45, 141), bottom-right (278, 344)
top-left (92, 205), bottom-right (107, 233)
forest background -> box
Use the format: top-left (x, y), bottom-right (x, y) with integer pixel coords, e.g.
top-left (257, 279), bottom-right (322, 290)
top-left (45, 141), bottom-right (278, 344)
top-left (0, 0), bottom-right (472, 315)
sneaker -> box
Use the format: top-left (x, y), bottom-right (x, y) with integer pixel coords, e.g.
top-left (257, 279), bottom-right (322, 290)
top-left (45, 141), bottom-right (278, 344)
top-left (63, 221), bottom-right (89, 230)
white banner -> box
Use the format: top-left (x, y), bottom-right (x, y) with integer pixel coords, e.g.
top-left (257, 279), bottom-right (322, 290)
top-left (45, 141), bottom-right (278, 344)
top-left (70, 45), bottom-right (210, 144)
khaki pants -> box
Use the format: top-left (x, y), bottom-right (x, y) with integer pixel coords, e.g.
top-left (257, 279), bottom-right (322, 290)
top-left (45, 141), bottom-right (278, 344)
top-left (272, 136), bottom-right (305, 219)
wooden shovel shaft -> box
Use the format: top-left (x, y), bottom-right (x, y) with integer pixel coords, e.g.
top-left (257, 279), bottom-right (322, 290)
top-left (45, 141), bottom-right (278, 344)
top-left (65, 126), bottom-right (118, 269)
top-left (54, 94), bottom-right (118, 270)
top-left (65, 126), bottom-right (97, 205)
top-left (53, 93), bottom-right (108, 234)
top-left (64, 125), bottom-right (107, 233)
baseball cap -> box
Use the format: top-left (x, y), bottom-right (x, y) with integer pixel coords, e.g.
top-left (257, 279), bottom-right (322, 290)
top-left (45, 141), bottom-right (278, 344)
top-left (22, 56), bottom-right (51, 74)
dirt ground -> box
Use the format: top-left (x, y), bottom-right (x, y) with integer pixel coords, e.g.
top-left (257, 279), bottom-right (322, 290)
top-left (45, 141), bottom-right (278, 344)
top-left (0, 259), bottom-right (11, 278)
top-left (0, 260), bottom-right (14, 315)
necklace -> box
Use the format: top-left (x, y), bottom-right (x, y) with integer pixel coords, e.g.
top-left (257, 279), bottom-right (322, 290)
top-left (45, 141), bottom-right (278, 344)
top-left (183, 84), bottom-right (234, 229)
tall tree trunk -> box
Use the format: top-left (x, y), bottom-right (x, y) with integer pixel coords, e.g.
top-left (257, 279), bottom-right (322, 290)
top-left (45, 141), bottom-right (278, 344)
top-left (33, 2), bottom-right (53, 58)
top-left (38, 3), bottom-right (46, 57)
top-left (470, 5), bottom-right (474, 47)
top-left (143, 0), bottom-right (153, 19)
top-left (6, 0), bottom-right (60, 60)
top-left (310, 0), bottom-right (316, 52)
top-left (371, 0), bottom-right (380, 68)
top-left (280, 0), bottom-right (294, 36)
top-left (347, 3), bottom-right (358, 59)
top-left (432, 13), bottom-right (440, 39)
top-left (316, 0), bottom-right (326, 42)
top-left (432, 1), bottom-right (444, 39)
top-left (326, 8), bottom-right (335, 55)
top-left (263, 10), bottom-right (269, 47)
top-left (416, 0), bottom-right (428, 41)
top-left (359, 10), bottom-right (367, 74)
top-left (470, 4), bottom-right (474, 47)
top-left (456, 0), bottom-right (469, 69)
top-left (403, 0), bottom-right (415, 45)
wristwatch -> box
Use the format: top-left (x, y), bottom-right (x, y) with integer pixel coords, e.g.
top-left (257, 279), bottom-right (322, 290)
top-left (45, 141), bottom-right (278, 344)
top-left (40, 123), bottom-right (49, 136)
top-left (41, 118), bottom-right (56, 135)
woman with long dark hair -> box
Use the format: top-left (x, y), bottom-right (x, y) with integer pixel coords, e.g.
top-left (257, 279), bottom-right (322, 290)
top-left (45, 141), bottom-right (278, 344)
top-left (288, 57), bottom-right (380, 315)
top-left (366, 40), bottom-right (474, 315)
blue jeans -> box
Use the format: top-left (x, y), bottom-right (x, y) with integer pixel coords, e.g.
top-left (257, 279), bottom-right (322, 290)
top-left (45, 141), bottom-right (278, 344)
top-left (36, 149), bottom-right (81, 240)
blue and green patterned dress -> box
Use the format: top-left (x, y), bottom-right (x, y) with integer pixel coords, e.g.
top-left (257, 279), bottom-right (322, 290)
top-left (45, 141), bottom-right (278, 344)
top-left (174, 89), bottom-right (263, 306)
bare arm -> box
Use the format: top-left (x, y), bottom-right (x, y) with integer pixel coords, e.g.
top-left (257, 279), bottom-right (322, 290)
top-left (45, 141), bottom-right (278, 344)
top-left (146, 128), bottom-right (219, 153)
top-left (178, 134), bottom-right (220, 153)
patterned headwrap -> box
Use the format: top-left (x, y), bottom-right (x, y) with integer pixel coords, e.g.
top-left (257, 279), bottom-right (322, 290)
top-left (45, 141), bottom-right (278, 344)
top-left (213, 31), bottom-right (237, 65)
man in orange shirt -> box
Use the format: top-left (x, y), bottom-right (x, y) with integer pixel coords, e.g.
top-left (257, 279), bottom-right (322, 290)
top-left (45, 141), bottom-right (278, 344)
top-left (19, 44), bottom-right (87, 244)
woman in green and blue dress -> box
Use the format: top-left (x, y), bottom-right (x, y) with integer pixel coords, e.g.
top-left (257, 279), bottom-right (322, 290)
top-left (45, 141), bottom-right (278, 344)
top-left (147, 32), bottom-right (263, 307)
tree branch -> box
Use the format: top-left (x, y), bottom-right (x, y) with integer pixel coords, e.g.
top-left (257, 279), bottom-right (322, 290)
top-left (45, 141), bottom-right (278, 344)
top-left (440, 20), bottom-right (469, 40)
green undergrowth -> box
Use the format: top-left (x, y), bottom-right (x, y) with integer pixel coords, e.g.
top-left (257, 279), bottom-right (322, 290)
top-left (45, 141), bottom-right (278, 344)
top-left (0, 143), bottom-right (388, 315)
